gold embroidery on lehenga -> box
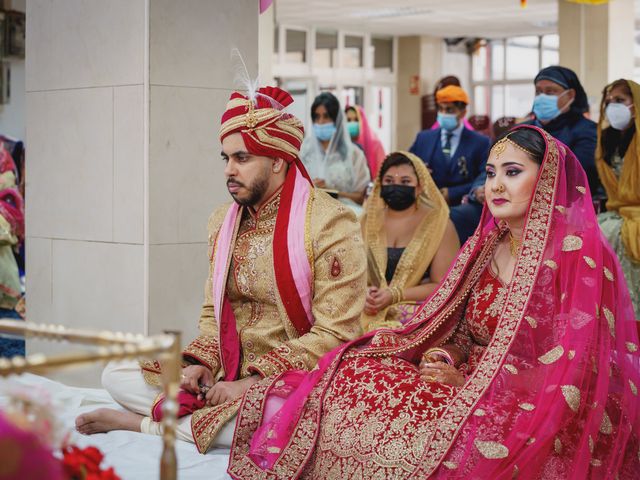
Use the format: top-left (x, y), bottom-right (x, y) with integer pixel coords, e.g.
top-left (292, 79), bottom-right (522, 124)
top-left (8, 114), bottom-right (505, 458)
top-left (590, 459), bottom-right (602, 467)
top-left (630, 379), bottom-right (638, 396)
top-left (561, 385), bottom-right (581, 412)
top-left (538, 345), bottom-right (564, 364)
top-left (568, 350), bottom-right (576, 360)
top-left (474, 440), bottom-right (509, 459)
top-left (409, 132), bottom-right (559, 477)
top-left (603, 306), bottom-right (616, 338)
top-left (561, 235), bottom-right (583, 252)
top-left (588, 435), bottom-right (594, 453)
top-left (503, 364), bottom-right (518, 374)
top-left (526, 437), bottom-right (536, 445)
top-left (543, 259), bottom-right (558, 270)
top-left (555, 205), bottom-right (566, 214)
top-left (583, 256), bottom-right (596, 269)
top-left (554, 437), bottom-right (563, 454)
top-left (442, 461), bottom-right (458, 469)
top-left (519, 403), bottom-right (535, 411)
top-left (626, 342), bottom-right (638, 353)
top-left (473, 409), bottom-right (486, 416)
top-left (525, 316), bottom-right (538, 328)
top-left (600, 411), bottom-right (612, 434)
top-left (575, 185), bottom-right (586, 194)
top-left (603, 266), bottom-right (614, 281)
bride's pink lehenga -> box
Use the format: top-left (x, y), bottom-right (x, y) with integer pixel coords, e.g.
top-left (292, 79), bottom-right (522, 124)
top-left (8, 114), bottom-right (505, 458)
top-left (228, 126), bottom-right (640, 479)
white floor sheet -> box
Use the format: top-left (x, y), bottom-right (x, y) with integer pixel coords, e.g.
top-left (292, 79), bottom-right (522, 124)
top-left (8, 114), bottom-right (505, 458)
top-left (0, 373), bottom-right (232, 480)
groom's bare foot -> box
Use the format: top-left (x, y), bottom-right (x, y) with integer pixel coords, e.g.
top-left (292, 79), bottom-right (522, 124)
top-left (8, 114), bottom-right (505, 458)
top-left (75, 408), bottom-right (143, 435)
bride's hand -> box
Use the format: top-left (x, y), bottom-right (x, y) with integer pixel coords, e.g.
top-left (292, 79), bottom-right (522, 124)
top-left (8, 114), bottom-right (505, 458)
top-left (419, 360), bottom-right (465, 387)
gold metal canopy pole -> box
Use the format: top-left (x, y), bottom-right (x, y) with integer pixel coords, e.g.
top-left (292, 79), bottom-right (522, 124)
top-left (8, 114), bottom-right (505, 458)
top-left (0, 319), bottom-right (181, 480)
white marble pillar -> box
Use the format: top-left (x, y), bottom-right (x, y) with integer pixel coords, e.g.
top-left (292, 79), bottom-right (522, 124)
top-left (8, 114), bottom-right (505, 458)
top-left (25, 0), bottom-right (259, 385)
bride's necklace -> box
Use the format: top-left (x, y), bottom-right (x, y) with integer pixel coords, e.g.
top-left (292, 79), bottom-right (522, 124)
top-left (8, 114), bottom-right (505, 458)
top-left (509, 232), bottom-right (522, 257)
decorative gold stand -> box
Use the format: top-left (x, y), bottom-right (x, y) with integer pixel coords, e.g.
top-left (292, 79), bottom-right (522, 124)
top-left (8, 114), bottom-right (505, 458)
top-left (0, 319), bottom-right (181, 480)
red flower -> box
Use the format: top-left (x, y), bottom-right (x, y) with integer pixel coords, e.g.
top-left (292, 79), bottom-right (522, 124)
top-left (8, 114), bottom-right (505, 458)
top-left (61, 444), bottom-right (120, 480)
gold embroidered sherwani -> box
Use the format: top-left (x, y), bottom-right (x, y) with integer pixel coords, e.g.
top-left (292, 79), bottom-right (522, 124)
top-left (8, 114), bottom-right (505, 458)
top-left (144, 188), bottom-right (366, 452)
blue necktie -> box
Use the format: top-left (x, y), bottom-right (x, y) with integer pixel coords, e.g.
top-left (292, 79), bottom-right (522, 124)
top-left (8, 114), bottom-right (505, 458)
top-left (443, 132), bottom-right (453, 161)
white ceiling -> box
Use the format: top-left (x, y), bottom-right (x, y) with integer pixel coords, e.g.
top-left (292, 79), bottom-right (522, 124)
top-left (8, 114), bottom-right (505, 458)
top-left (274, 0), bottom-right (639, 38)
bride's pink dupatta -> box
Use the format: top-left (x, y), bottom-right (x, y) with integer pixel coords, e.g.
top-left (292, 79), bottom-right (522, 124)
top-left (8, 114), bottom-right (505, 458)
top-left (232, 126), bottom-right (640, 479)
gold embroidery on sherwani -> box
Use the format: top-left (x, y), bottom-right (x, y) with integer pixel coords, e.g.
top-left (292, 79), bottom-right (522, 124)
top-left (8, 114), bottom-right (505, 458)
top-left (190, 398), bottom-right (242, 453)
top-left (153, 188), bottom-right (365, 454)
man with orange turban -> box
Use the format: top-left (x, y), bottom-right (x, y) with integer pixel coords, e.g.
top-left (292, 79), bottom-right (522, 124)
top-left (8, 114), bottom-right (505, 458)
top-left (410, 84), bottom-right (490, 243)
top-left (76, 86), bottom-right (366, 453)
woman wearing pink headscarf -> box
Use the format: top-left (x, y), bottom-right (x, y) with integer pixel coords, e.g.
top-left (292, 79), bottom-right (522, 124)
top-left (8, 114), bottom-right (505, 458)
top-left (346, 105), bottom-right (386, 179)
top-left (228, 125), bottom-right (639, 479)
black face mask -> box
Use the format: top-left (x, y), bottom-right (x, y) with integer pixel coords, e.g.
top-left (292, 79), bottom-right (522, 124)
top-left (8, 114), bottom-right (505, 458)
top-left (380, 185), bottom-right (416, 211)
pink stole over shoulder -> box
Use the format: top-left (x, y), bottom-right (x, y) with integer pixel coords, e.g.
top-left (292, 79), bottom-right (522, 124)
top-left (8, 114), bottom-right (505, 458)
top-left (212, 166), bottom-right (314, 381)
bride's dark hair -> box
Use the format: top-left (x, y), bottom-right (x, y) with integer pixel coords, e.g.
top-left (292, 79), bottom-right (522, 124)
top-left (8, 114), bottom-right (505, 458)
top-left (493, 127), bottom-right (546, 164)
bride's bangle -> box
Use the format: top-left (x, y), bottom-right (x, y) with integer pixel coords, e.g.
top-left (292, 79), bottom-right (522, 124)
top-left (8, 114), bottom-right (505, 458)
top-left (423, 348), bottom-right (455, 366)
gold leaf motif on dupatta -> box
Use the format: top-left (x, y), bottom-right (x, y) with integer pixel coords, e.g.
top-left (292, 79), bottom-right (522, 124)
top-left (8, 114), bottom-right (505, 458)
top-left (568, 350), bottom-right (576, 360)
top-left (538, 345), bottom-right (564, 365)
top-left (525, 316), bottom-right (538, 328)
top-left (544, 259), bottom-right (558, 270)
top-left (588, 435), bottom-right (594, 453)
top-left (590, 459), bottom-right (602, 467)
top-left (603, 306), bottom-right (616, 338)
top-left (519, 403), bottom-right (535, 411)
top-left (473, 408), bottom-right (486, 417)
top-left (576, 186), bottom-right (586, 194)
top-left (626, 342), bottom-right (638, 353)
top-left (561, 385), bottom-right (581, 412)
top-left (583, 256), bottom-right (596, 269)
top-left (555, 205), bottom-right (566, 214)
top-left (603, 267), bottom-right (614, 281)
top-left (554, 438), bottom-right (563, 454)
top-left (267, 446), bottom-right (281, 454)
top-left (443, 462), bottom-right (458, 470)
top-left (504, 364), bottom-right (518, 374)
top-left (630, 379), bottom-right (638, 396)
top-left (562, 235), bottom-right (583, 252)
top-left (600, 412), bottom-right (613, 434)
top-left (474, 440), bottom-right (510, 459)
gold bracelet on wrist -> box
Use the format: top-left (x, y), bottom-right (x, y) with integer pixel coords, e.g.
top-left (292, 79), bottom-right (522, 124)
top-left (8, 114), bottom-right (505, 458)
top-left (388, 286), bottom-right (404, 304)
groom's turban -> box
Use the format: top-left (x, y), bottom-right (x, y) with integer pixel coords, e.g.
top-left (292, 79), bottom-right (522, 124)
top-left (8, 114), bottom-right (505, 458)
top-left (219, 86), bottom-right (305, 164)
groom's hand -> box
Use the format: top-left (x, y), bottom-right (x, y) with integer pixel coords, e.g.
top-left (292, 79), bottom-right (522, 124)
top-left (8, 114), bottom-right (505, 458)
top-left (205, 375), bottom-right (260, 406)
top-left (180, 365), bottom-right (214, 394)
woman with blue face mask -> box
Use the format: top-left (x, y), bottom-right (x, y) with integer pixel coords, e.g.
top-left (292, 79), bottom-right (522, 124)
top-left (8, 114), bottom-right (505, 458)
top-left (523, 66), bottom-right (599, 194)
top-left (300, 92), bottom-right (370, 215)
top-left (596, 79), bottom-right (640, 320)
